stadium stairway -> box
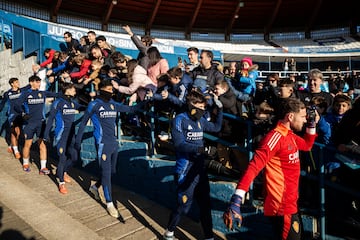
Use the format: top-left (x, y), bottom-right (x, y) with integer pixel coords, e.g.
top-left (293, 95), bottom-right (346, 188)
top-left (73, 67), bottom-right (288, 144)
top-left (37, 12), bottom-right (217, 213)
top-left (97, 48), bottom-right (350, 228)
top-left (0, 137), bottom-right (224, 240)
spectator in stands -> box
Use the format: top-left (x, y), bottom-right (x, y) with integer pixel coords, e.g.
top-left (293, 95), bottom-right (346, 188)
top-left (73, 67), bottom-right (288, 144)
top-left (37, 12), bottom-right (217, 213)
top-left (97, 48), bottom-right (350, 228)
top-left (252, 101), bottom-right (275, 148)
top-left (283, 58), bottom-right (289, 74)
top-left (278, 78), bottom-right (296, 99)
top-left (271, 78), bottom-right (298, 123)
top-left (62, 31), bottom-right (81, 56)
top-left (297, 68), bottom-right (333, 108)
top-left (309, 96), bottom-right (331, 145)
top-left (87, 30), bottom-right (97, 49)
top-left (32, 48), bottom-right (56, 73)
top-left (68, 54), bottom-right (92, 82)
top-left (189, 49), bottom-right (223, 90)
top-left (90, 45), bottom-right (112, 67)
top-left (236, 57), bottom-right (257, 97)
top-left (289, 58), bottom-right (297, 72)
top-left (324, 94), bottom-right (352, 144)
top-left (80, 59), bottom-right (103, 97)
top-left (147, 46), bottom-right (169, 86)
top-left (212, 79), bottom-right (239, 168)
top-left (228, 61), bottom-right (238, 78)
top-left (111, 59), bottom-right (156, 104)
top-left (110, 51), bottom-right (129, 86)
top-left (186, 47), bottom-right (200, 71)
top-left (253, 78), bottom-right (278, 107)
top-left (157, 66), bottom-right (193, 112)
top-left (122, 25), bottom-right (152, 70)
top-left (79, 35), bottom-right (91, 55)
top-left (75, 79), bottom-right (145, 218)
top-left (163, 90), bottom-right (223, 240)
top-left (46, 52), bottom-right (70, 80)
top-left (0, 78), bottom-right (30, 159)
top-left (223, 97), bottom-right (319, 240)
top-left (96, 35), bottom-right (116, 58)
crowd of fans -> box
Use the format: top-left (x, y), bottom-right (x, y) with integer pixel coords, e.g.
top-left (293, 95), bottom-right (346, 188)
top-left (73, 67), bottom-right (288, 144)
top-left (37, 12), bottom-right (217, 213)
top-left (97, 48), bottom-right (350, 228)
top-left (26, 28), bottom-right (360, 169)
top-left (1, 25), bottom-right (360, 239)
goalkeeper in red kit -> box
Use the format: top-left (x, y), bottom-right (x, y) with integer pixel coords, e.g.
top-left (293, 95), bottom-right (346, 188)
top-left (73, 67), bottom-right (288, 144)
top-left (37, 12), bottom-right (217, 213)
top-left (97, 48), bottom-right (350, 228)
top-left (223, 98), bottom-right (319, 240)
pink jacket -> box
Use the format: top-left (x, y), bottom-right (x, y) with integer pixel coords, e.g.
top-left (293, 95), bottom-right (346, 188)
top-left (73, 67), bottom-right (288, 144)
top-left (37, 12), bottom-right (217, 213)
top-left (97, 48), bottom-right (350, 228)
top-left (147, 58), bottom-right (169, 86)
top-left (118, 65), bottom-right (155, 95)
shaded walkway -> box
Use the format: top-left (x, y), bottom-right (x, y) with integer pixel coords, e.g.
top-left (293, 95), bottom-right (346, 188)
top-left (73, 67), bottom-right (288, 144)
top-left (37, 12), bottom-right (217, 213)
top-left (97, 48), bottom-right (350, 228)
top-left (0, 138), bottom-right (225, 240)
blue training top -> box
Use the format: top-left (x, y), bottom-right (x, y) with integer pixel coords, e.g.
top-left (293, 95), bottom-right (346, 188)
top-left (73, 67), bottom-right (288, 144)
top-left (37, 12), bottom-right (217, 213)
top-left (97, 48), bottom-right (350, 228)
top-left (76, 97), bottom-right (142, 145)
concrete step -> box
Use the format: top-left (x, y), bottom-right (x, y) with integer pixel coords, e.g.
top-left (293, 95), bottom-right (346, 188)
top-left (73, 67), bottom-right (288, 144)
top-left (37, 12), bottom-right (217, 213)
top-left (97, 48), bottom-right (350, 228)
top-left (0, 137), bottom-right (212, 240)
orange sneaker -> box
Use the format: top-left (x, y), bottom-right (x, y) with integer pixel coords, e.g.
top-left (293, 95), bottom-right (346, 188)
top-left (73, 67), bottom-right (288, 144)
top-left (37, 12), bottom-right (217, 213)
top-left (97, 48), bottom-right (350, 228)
top-left (39, 168), bottom-right (50, 175)
top-left (14, 152), bottom-right (21, 159)
top-left (63, 172), bottom-right (71, 183)
top-left (23, 164), bottom-right (31, 172)
top-left (7, 146), bottom-right (13, 153)
top-left (59, 184), bottom-right (68, 194)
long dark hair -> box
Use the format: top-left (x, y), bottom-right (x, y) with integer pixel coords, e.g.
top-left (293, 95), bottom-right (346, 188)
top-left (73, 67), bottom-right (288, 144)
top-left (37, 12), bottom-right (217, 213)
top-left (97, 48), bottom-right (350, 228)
top-left (126, 59), bottom-right (138, 85)
top-left (147, 46), bottom-right (162, 67)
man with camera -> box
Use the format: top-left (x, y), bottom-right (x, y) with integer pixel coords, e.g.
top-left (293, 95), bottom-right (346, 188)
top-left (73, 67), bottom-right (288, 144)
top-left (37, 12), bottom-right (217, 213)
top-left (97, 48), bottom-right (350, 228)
top-left (223, 98), bottom-right (319, 240)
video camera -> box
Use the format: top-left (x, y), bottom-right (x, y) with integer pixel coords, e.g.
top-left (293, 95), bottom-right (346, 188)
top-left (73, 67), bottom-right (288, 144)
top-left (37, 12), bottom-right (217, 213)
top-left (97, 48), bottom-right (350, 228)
top-left (204, 159), bottom-right (242, 180)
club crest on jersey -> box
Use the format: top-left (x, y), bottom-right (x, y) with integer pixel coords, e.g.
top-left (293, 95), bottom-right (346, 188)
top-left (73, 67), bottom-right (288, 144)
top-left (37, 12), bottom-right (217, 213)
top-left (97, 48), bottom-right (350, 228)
top-left (187, 125), bottom-right (193, 130)
top-left (110, 104), bottom-right (114, 110)
top-left (99, 106), bottom-right (105, 111)
top-left (190, 109), bottom-right (196, 115)
top-left (59, 147), bottom-right (63, 154)
top-left (38, 93), bottom-right (42, 98)
top-left (182, 195), bottom-right (188, 203)
top-left (292, 221), bottom-right (300, 233)
top-left (102, 154), bottom-right (107, 161)
top-left (71, 103), bottom-right (74, 108)
top-left (198, 122), bottom-right (201, 128)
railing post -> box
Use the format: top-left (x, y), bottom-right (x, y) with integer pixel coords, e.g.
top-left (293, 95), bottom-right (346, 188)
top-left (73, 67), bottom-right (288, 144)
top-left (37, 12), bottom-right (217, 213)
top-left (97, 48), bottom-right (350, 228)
top-left (318, 145), bottom-right (326, 240)
top-left (117, 112), bottom-right (122, 145)
top-left (149, 105), bottom-right (155, 157)
top-left (246, 120), bottom-right (254, 202)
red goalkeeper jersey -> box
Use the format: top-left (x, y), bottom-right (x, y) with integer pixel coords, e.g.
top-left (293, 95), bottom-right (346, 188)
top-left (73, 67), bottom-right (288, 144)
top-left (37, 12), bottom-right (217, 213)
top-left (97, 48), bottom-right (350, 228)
top-left (237, 123), bottom-right (317, 216)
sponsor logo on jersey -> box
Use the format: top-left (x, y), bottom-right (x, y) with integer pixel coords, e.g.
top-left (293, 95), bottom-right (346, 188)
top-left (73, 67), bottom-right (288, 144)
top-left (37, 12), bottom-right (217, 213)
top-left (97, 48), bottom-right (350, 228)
top-left (62, 108), bottom-right (77, 115)
top-left (8, 93), bottom-right (21, 100)
top-left (27, 98), bottom-right (44, 104)
top-left (187, 125), bottom-right (193, 130)
top-left (99, 110), bottom-right (117, 118)
top-left (186, 131), bottom-right (203, 140)
top-left (288, 151), bottom-right (299, 163)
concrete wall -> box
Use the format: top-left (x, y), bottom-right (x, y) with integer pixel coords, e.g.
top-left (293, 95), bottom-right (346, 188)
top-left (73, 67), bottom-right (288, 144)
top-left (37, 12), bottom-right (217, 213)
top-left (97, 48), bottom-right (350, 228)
top-left (0, 49), bottom-right (36, 95)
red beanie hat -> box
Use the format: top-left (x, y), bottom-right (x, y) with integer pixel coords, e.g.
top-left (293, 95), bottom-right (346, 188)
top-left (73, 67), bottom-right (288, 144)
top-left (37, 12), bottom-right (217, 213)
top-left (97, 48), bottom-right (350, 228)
top-left (241, 57), bottom-right (253, 66)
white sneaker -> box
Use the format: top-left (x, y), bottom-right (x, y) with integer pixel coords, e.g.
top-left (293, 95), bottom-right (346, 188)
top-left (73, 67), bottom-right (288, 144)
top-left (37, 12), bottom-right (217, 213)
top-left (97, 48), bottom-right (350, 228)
top-left (163, 230), bottom-right (176, 240)
top-left (106, 204), bottom-right (120, 218)
top-left (89, 185), bottom-right (100, 200)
